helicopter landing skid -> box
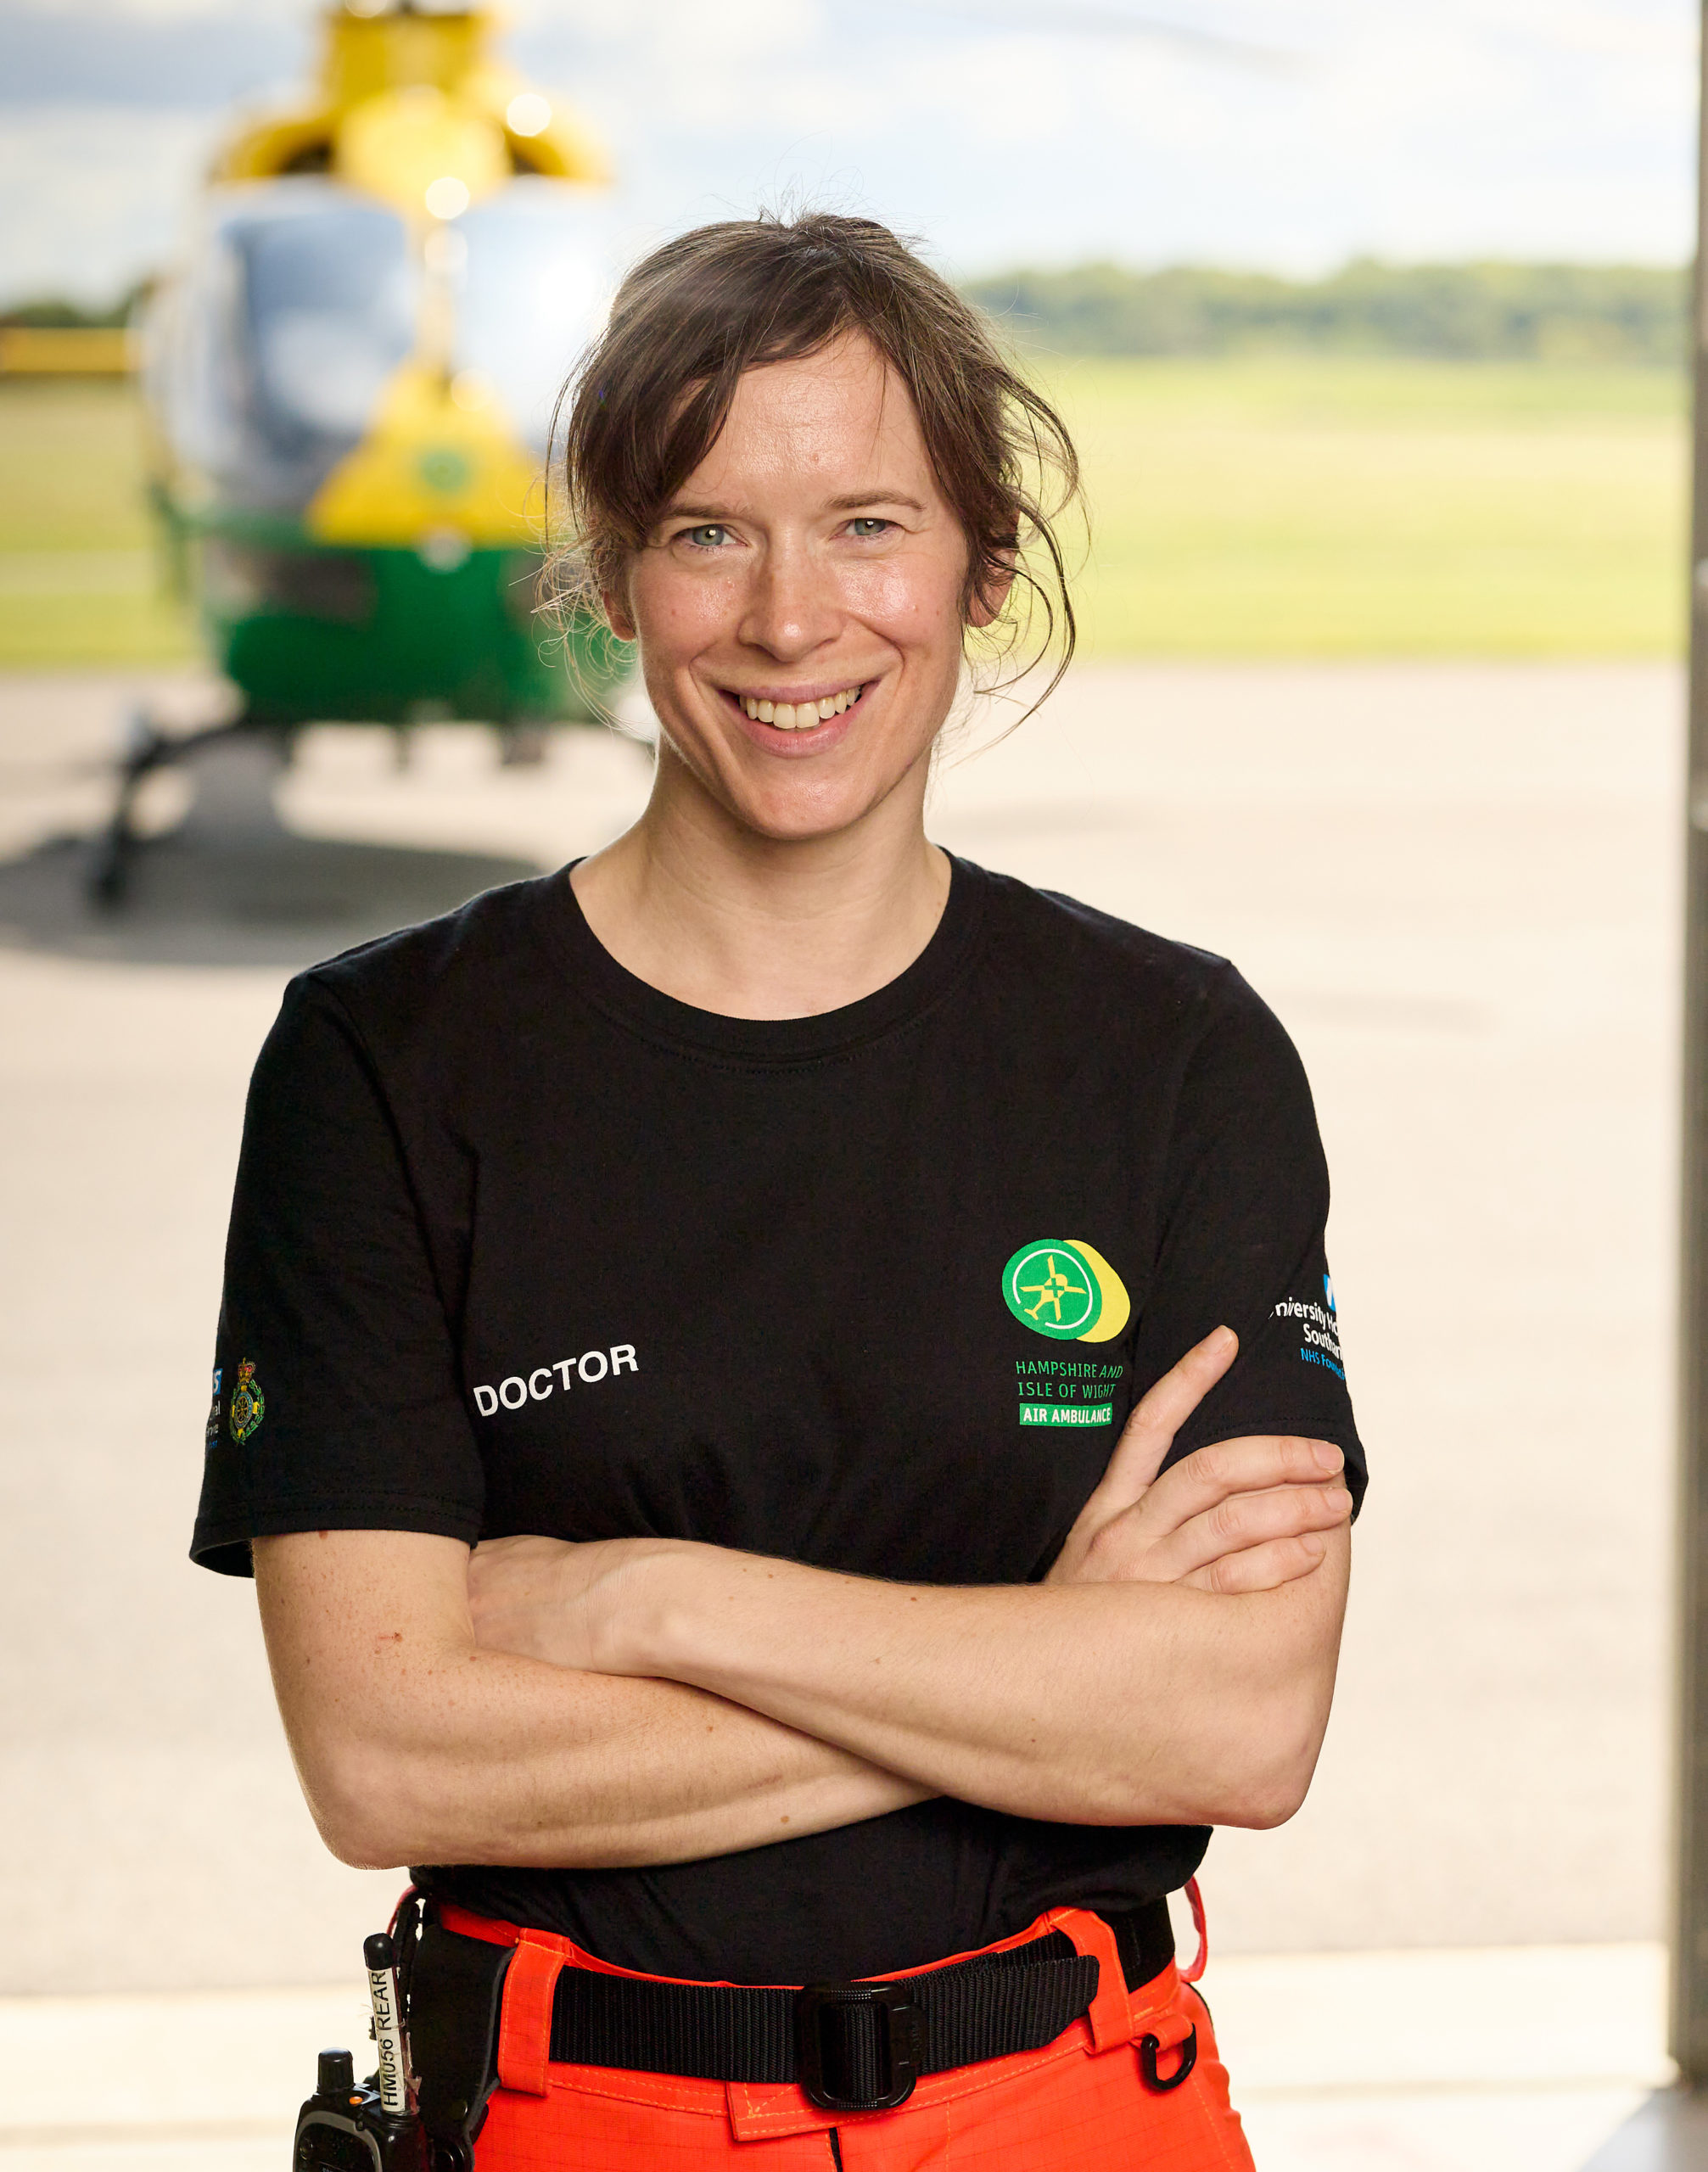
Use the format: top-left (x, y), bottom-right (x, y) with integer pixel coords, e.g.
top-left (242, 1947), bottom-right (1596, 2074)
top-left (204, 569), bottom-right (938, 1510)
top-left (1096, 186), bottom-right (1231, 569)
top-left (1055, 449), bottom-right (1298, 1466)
top-left (87, 714), bottom-right (290, 910)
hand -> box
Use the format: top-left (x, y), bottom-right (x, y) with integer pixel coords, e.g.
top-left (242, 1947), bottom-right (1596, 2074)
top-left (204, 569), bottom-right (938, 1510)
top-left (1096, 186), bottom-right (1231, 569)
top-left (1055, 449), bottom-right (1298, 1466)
top-left (467, 1533), bottom-right (667, 1671)
top-left (1046, 1327), bottom-right (1352, 1594)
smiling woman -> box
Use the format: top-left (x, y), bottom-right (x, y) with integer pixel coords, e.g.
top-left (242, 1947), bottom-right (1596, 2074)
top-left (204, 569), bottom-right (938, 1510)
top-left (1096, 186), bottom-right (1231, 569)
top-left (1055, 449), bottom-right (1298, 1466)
top-left (552, 214), bottom-right (1085, 1010)
top-left (557, 211), bottom-right (1079, 696)
top-left (197, 210), bottom-right (1364, 2172)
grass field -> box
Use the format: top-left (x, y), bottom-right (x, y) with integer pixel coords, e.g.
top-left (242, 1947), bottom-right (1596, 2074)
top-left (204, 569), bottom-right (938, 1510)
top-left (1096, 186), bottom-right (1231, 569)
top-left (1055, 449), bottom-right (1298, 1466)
top-left (1041, 355), bottom-right (1688, 658)
top-left (0, 361), bottom-right (1688, 669)
top-left (0, 380), bottom-right (194, 668)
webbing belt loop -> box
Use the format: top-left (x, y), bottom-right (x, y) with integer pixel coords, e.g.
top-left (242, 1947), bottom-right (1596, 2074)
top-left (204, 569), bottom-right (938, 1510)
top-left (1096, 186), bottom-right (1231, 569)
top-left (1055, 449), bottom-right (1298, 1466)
top-left (1051, 1910), bottom-right (1128, 2054)
top-left (496, 1935), bottom-right (565, 2096)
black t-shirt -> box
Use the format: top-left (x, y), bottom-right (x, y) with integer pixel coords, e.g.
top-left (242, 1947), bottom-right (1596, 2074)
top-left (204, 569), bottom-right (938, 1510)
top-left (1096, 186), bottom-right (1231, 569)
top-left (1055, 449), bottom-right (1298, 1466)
top-left (193, 855), bottom-right (1366, 1984)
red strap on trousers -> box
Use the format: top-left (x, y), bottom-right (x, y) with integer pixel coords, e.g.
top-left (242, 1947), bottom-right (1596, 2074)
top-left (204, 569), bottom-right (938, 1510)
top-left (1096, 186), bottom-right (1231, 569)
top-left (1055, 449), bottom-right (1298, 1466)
top-left (1181, 1876), bottom-right (1208, 1984)
top-left (1050, 1909), bottom-right (1133, 2055)
top-left (495, 1934), bottom-right (564, 2097)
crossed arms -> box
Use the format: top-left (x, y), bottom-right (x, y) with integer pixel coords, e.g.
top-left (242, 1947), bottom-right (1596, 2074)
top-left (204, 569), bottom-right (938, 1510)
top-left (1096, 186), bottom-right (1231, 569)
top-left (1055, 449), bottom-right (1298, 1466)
top-left (254, 1328), bottom-right (1352, 1873)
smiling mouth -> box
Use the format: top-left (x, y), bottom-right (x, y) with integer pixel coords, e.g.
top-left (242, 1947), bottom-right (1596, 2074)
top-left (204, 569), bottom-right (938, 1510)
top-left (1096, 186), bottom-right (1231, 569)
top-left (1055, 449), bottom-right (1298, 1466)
top-left (725, 682), bottom-right (867, 731)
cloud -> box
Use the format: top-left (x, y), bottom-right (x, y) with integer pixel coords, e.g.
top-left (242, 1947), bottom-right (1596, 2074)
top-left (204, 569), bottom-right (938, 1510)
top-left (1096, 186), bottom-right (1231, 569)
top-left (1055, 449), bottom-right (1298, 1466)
top-left (0, 0), bottom-right (1694, 307)
top-left (0, 105), bottom-right (221, 305)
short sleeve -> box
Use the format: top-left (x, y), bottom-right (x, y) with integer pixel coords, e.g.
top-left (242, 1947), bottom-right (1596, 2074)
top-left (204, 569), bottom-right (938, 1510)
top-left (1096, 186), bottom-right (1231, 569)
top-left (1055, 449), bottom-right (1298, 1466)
top-left (1134, 969), bottom-right (1368, 1509)
top-left (190, 975), bottom-right (485, 1576)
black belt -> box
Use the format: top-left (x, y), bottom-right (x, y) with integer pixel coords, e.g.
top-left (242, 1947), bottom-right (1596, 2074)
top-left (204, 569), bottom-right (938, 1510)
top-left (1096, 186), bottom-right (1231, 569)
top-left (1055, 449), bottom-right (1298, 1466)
top-left (551, 1903), bottom-right (1173, 2113)
top-left (408, 1902), bottom-right (1174, 2125)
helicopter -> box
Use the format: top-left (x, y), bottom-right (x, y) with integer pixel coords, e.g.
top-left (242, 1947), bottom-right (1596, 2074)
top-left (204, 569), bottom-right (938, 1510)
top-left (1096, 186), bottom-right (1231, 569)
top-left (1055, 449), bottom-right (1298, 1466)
top-left (90, 0), bottom-right (1294, 907)
top-left (96, 0), bottom-right (631, 902)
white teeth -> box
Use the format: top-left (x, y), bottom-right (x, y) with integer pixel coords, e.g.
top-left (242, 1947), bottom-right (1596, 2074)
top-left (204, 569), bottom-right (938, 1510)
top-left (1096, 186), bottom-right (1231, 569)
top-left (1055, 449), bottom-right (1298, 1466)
top-left (738, 685), bottom-right (863, 729)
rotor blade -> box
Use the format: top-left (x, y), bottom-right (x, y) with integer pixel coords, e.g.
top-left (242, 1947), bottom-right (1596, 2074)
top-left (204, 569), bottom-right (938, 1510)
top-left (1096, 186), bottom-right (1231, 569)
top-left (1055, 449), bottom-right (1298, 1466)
top-left (915, 0), bottom-right (1302, 69)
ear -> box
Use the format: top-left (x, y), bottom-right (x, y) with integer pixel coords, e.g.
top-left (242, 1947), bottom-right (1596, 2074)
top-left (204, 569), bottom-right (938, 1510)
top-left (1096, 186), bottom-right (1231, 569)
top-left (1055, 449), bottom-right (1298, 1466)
top-left (600, 583), bottom-right (638, 643)
top-left (966, 553), bottom-right (1016, 630)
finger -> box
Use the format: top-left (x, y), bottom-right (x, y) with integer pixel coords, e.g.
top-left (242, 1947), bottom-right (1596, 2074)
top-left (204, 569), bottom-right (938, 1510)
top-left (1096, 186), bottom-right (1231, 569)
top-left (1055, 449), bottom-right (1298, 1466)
top-left (1073, 1475), bottom-right (1349, 1586)
top-left (1090, 1476), bottom-right (1349, 1584)
top-left (1184, 1531), bottom-right (1330, 1595)
top-left (1133, 1436), bottom-right (1346, 1543)
top-left (1140, 1481), bottom-right (1352, 1583)
top-left (1081, 1327), bottom-right (1240, 1512)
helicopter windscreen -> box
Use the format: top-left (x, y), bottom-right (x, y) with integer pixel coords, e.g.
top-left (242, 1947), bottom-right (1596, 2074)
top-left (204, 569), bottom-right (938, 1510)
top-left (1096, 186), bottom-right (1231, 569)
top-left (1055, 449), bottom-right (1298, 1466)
top-left (151, 178), bottom-right (614, 516)
top-left (453, 181), bottom-right (616, 450)
top-left (152, 182), bottom-right (417, 513)
top-left (242, 197), bottom-right (417, 451)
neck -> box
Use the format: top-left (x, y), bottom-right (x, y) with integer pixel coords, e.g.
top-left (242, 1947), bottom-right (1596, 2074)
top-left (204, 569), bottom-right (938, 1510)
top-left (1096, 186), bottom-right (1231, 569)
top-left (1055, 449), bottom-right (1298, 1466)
top-left (570, 747), bottom-right (950, 1020)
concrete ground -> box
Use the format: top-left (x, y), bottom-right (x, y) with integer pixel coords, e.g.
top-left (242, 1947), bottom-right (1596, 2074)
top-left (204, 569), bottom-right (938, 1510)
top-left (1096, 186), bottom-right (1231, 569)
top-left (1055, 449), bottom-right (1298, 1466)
top-left (0, 658), bottom-right (1685, 2167)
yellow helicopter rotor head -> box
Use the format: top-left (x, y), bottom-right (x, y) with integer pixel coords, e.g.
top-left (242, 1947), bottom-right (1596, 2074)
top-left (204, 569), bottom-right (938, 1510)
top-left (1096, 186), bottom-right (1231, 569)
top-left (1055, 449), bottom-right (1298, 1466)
top-left (334, 83), bottom-right (509, 221)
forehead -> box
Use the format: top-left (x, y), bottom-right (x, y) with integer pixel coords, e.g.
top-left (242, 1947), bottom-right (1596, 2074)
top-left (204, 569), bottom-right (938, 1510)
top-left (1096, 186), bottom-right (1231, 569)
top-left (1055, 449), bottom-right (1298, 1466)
top-left (682, 333), bottom-right (936, 501)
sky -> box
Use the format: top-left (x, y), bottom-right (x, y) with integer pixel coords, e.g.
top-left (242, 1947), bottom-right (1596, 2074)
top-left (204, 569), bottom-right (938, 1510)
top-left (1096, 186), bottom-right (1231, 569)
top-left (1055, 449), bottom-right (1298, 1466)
top-left (0, 0), bottom-right (1697, 309)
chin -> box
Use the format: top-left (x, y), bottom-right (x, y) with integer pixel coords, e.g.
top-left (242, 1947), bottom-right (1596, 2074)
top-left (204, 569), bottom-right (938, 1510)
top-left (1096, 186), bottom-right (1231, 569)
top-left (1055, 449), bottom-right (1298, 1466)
top-left (677, 734), bottom-right (927, 848)
top-left (725, 787), bottom-right (884, 847)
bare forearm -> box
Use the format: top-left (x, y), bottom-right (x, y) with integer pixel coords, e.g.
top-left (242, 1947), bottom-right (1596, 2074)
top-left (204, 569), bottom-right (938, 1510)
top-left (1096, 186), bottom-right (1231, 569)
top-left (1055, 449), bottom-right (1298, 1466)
top-left (328, 1660), bottom-right (924, 1870)
top-left (255, 1533), bottom-right (925, 1871)
top-left (609, 1531), bottom-right (1349, 1828)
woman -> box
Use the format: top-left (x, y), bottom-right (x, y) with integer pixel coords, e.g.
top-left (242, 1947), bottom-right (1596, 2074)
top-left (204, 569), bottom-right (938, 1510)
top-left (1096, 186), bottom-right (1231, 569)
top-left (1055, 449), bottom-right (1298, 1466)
top-left (193, 213), bottom-right (1363, 2169)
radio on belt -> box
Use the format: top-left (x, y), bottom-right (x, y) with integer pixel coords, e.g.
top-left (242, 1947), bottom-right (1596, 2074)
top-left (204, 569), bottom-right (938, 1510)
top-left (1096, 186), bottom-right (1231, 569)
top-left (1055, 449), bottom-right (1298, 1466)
top-left (294, 1934), bottom-right (428, 2172)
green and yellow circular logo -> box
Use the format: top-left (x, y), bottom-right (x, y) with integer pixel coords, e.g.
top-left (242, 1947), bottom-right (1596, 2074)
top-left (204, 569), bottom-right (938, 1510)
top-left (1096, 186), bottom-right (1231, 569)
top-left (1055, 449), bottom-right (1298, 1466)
top-left (1001, 1240), bottom-right (1131, 1344)
top-left (417, 446), bottom-right (473, 495)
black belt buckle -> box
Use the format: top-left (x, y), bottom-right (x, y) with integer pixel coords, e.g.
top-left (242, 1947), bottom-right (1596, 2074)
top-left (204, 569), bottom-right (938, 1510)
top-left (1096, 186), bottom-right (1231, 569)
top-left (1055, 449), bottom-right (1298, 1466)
top-left (795, 1980), bottom-right (924, 2112)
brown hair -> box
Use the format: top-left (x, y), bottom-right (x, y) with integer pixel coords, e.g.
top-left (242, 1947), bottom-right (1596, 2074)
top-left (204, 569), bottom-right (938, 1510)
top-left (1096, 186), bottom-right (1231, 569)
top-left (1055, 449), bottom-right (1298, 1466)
top-left (552, 210), bottom-right (1082, 712)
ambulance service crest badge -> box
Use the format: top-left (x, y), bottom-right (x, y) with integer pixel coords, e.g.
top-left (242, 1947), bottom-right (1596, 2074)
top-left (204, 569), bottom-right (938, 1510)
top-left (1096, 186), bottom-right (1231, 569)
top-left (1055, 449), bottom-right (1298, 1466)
top-left (229, 1359), bottom-right (266, 1444)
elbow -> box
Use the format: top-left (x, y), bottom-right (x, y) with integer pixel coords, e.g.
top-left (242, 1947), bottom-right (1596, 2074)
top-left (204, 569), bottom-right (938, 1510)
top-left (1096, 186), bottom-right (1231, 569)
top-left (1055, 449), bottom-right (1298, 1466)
top-left (1072, 1760), bottom-right (1311, 1832)
top-left (297, 1738), bottom-right (428, 1871)
top-left (1199, 1696), bottom-right (1330, 1831)
top-left (1095, 1685), bottom-right (1330, 1832)
top-left (316, 1811), bottom-right (412, 1873)
top-left (1208, 1755), bottom-right (1313, 1832)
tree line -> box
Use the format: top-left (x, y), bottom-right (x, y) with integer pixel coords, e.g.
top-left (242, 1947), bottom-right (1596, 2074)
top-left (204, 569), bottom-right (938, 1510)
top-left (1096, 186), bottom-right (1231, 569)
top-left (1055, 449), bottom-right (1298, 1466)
top-left (961, 259), bottom-right (1687, 364)
top-left (0, 289), bottom-right (144, 330)
top-left (4, 261), bottom-right (1688, 364)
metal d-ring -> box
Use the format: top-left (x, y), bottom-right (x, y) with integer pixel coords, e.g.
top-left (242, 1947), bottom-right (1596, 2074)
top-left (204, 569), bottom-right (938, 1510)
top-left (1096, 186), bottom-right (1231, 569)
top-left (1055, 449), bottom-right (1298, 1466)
top-left (1139, 2025), bottom-right (1198, 2092)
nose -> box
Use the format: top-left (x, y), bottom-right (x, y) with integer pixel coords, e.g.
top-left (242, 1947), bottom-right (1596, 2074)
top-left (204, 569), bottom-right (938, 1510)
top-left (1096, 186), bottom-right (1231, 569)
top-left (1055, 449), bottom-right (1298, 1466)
top-left (737, 534), bottom-right (842, 662)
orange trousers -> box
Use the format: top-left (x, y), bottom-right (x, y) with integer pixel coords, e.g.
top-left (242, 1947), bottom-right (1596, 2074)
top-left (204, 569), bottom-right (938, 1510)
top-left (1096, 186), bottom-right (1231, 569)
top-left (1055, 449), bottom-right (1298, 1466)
top-left (449, 1901), bottom-right (1255, 2171)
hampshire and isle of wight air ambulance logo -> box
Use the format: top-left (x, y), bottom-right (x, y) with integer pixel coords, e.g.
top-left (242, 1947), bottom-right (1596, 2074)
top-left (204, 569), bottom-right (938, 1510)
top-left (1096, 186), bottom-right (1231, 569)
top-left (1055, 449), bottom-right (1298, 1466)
top-left (1001, 1240), bottom-right (1131, 1343)
top-left (228, 1359), bottom-right (266, 1444)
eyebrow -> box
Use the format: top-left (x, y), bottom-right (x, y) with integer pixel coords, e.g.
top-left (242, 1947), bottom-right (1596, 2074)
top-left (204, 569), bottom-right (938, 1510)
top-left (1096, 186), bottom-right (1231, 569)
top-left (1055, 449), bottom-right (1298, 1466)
top-left (658, 490), bottom-right (927, 522)
top-left (826, 490), bottom-right (927, 513)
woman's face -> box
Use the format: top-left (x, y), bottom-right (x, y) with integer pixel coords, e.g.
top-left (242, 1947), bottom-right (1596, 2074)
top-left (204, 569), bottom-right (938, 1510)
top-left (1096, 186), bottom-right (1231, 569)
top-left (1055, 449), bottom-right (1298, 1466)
top-left (609, 333), bottom-right (990, 846)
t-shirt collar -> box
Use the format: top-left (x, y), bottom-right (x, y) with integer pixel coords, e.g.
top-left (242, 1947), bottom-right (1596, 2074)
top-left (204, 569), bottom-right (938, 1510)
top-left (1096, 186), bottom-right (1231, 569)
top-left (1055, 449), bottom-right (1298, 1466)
top-left (549, 852), bottom-right (987, 1066)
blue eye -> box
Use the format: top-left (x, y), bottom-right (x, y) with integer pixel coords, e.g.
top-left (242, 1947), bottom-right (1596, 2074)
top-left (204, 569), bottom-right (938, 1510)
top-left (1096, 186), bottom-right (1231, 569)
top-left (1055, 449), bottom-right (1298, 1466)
top-left (849, 518), bottom-right (891, 538)
top-left (683, 523), bottom-right (728, 549)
